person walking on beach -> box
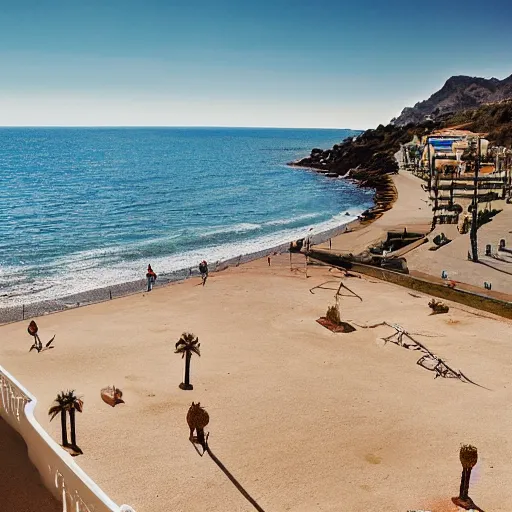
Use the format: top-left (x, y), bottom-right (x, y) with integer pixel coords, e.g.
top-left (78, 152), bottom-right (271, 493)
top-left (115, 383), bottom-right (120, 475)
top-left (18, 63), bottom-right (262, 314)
top-left (199, 260), bottom-right (208, 286)
top-left (146, 264), bottom-right (157, 292)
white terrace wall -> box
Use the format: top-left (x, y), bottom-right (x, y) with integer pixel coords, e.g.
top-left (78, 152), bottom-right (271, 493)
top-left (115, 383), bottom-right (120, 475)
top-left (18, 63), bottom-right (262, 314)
top-left (0, 364), bottom-right (135, 512)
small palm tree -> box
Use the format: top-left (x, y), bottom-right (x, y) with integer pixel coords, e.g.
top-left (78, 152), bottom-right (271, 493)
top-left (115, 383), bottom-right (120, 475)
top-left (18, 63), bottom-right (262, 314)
top-left (452, 444), bottom-right (478, 509)
top-left (65, 390), bottom-right (83, 454)
top-left (175, 332), bottom-right (201, 390)
top-left (187, 402), bottom-right (209, 449)
top-left (48, 392), bottom-right (70, 447)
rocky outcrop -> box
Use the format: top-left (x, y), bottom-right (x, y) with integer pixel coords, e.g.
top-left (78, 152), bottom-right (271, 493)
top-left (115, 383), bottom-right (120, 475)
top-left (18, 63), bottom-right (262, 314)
top-left (289, 124), bottom-right (417, 221)
top-left (393, 74), bottom-right (512, 126)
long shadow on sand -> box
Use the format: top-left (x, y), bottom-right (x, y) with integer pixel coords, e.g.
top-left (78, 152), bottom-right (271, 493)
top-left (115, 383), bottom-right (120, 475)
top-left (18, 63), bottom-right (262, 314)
top-left (192, 438), bottom-right (266, 512)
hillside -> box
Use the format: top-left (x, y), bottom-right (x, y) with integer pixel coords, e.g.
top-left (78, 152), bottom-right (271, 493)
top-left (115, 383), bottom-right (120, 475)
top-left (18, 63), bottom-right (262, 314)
top-left (443, 99), bottom-right (512, 147)
top-left (393, 74), bottom-right (512, 126)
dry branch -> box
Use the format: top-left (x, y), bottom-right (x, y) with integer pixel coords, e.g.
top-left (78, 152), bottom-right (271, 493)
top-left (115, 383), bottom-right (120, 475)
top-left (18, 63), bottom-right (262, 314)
top-left (353, 322), bottom-right (487, 388)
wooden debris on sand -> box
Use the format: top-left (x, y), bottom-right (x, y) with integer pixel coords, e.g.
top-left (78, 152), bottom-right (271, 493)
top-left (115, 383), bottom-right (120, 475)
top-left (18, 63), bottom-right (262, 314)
top-left (353, 322), bottom-right (486, 388)
top-left (101, 385), bottom-right (125, 407)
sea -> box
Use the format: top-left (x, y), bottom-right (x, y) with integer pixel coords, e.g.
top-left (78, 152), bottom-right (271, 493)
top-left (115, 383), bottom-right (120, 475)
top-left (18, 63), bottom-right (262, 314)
top-left (0, 127), bottom-right (374, 310)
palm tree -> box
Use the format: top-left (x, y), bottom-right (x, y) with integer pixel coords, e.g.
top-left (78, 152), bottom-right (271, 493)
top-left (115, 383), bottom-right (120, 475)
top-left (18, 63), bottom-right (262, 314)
top-left (187, 402), bottom-right (210, 448)
top-left (48, 390), bottom-right (83, 455)
top-left (452, 445), bottom-right (478, 510)
top-left (48, 392), bottom-right (70, 447)
top-left (65, 390), bottom-right (83, 454)
top-left (175, 332), bottom-right (201, 390)
top-left (462, 140), bottom-right (480, 262)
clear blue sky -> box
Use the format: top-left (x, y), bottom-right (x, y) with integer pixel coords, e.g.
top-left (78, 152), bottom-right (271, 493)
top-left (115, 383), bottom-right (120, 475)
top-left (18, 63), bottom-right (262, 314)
top-left (0, 0), bottom-right (510, 128)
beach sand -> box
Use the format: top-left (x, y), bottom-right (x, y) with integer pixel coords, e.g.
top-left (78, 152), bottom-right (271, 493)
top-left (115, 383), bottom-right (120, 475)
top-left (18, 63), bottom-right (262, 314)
top-left (315, 171), bottom-right (433, 254)
top-left (1, 170), bottom-right (512, 512)
top-left (1, 251), bottom-right (512, 512)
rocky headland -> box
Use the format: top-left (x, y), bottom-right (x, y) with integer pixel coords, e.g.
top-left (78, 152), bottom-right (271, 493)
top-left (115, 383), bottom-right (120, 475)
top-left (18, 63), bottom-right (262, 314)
top-left (291, 74), bottom-right (512, 222)
top-left (289, 122), bottom-right (431, 221)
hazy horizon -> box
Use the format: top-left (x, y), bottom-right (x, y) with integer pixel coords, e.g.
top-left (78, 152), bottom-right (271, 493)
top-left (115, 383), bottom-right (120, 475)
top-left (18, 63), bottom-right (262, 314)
top-left (1, 0), bottom-right (511, 129)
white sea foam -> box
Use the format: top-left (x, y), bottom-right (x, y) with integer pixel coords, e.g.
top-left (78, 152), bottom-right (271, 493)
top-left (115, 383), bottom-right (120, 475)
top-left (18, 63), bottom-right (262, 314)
top-left (265, 212), bottom-right (322, 226)
top-left (198, 223), bottom-right (262, 237)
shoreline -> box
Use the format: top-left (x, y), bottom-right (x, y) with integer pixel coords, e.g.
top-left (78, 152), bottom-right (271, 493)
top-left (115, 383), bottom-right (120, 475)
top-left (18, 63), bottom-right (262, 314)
top-left (1, 141), bottom-right (385, 324)
top-left (289, 161), bottom-right (399, 224)
top-left (0, 210), bottom-right (369, 325)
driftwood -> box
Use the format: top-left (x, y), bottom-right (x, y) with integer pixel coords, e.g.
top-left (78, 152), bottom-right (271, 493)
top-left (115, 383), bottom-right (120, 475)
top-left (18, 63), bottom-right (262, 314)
top-left (310, 279), bottom-right (363, 302)
top-left (353, 322), bottom-right (487, 388)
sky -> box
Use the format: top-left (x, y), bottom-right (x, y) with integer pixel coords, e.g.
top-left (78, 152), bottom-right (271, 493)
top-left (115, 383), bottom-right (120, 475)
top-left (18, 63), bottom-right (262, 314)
top-left (0, 0), bottom-right (511, 129)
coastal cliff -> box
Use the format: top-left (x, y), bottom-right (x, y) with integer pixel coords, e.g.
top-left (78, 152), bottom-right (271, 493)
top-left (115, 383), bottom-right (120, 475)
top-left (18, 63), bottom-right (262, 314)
top-left (290, 122), bottom-right (433, 220)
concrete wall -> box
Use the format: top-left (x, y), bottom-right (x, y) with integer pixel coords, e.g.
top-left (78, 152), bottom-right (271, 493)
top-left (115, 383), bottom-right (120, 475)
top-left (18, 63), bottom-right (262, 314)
top-left (309, 250), bottom-right (512, 319)
top-left (0, 364), bottom-right (134, 512)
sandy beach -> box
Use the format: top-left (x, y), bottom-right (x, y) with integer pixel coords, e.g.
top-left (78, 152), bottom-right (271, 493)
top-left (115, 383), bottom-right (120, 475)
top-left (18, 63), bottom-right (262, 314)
top-left (315, 170), bottom-right (433, 254)
top-left (1, 170), bottom-right (512, 512)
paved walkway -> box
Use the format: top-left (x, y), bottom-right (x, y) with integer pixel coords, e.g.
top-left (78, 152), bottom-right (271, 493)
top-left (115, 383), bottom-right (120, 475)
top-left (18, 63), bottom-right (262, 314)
top-left (407, 200), bottom-right (512, 295)
top-left (0, 417), bottom-right (60, 512)
top-left (315, 171), bottom-right (433, 255)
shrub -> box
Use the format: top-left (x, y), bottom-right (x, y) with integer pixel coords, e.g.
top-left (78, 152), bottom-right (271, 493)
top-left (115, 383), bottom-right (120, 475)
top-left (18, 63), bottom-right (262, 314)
top-left (326, 304), bottom-right (341, 325)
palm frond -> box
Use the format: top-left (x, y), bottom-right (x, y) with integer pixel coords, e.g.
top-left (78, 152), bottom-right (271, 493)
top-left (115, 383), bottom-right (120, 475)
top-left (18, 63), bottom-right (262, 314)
top-left (75, 398), bottom-right (84, 413)
top-left (62, 390), bottom-right (83, 412)
top-left (460, 445), bottom-right (478, 469)
top-left (48, 391), bottom-right (69, 419)
top-left (48, 405), bottom-right (62, 421)
top-left (174, 332), bottom-right (200, 357)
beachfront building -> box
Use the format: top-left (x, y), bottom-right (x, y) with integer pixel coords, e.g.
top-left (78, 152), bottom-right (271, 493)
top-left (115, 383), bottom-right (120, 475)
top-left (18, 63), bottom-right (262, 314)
top-left (402, 128), bottom-right (512, 227)
top-left (420, 131), bottom-right (491, 177)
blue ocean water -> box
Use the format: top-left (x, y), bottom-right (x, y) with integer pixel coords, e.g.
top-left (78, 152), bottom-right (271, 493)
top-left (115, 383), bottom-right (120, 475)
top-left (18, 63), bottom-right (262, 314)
top-left (0, 128), bottom-right (373, 305)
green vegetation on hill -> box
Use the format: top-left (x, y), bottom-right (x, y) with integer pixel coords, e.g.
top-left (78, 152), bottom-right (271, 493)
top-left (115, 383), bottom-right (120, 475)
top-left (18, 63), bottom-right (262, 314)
top-left (442, 100), bottom-right (512, 147)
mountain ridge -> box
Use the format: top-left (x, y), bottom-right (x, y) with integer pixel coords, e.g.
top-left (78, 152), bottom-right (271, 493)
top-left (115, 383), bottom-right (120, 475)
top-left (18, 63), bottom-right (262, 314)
top-left (392, 74), bottom-right (512, 126)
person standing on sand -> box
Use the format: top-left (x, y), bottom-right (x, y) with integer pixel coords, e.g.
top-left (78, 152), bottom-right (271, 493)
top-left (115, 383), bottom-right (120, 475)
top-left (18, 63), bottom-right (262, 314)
top-left (146, 264), bottom-right (157, 292)
top-left (199, 260), bottom-right (208, 286)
